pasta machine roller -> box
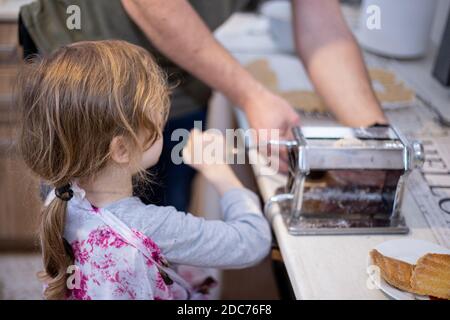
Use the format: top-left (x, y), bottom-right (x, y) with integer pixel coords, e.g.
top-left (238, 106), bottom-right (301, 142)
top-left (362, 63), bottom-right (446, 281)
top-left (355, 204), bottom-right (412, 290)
top-left (264, 125), bottom-right (424, 235)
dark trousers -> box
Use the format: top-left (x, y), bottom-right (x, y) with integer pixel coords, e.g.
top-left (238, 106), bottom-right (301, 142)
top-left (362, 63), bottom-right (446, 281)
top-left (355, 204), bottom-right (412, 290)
top-left (18, 15), bottom-right (38, 59)
top-left (19, 17), bottom-right (207, 212)
top-left (137, 111), bottom-right (206, 212)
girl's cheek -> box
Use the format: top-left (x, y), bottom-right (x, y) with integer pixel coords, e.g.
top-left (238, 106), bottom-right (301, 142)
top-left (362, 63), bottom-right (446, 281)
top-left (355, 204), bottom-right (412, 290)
top-left (140, 138), bottom-right (163, 169)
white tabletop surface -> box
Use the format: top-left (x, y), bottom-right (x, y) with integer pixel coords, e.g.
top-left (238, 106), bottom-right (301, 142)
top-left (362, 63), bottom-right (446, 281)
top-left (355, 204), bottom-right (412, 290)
top-left (0, 0), bottom-right (33, 21)
top-left (214, 9), bottom-right (450, 299)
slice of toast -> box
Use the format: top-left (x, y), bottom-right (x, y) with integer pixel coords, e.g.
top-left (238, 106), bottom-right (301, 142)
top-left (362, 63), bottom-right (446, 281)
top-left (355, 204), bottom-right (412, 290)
top-left (370, 249), bottom-right (415, 292)
top-left (410, 253), bottom-right (450, 300)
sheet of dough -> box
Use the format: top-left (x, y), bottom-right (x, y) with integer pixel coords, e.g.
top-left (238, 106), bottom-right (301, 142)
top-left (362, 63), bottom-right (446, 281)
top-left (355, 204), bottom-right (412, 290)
top-left (245, 59), bottom-right (415, 113)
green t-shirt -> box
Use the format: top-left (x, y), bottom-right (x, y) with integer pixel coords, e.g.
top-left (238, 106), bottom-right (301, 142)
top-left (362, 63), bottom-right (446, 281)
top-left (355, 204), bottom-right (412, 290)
top-left (20, 0), bottom-right (249, 118)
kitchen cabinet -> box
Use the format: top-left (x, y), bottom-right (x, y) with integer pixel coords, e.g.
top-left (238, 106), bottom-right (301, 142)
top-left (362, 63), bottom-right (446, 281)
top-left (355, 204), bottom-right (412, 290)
top-left (0, 21), bottom-right (41, 250)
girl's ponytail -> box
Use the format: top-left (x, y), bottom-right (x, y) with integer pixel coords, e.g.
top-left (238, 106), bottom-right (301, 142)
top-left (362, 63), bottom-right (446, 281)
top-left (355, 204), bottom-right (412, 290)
top-left (38, 197), bottom-right (74, 300)
top-left (17, 40), bottom-right (170, 299)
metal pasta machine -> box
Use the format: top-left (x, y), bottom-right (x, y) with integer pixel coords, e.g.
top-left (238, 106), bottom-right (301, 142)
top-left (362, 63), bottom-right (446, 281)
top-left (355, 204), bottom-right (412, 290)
top-left (264, 125), bottom-right (424, 235)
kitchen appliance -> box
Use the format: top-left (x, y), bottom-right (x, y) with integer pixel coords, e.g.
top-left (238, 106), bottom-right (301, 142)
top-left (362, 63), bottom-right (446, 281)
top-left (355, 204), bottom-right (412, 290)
top-left (357, 0), bottom-right (437, 58)
top-left (264, 125), bottom-right (424, 235)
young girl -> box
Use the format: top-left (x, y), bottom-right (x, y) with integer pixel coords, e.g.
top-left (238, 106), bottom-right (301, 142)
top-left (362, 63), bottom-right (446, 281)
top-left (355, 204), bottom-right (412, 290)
top-left (17, 40), bottom-right (271, 300)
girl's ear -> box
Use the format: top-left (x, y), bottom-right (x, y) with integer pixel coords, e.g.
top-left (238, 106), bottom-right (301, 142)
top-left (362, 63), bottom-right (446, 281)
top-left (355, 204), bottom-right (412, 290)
top-left (109, 136), bottom-right (130, 164)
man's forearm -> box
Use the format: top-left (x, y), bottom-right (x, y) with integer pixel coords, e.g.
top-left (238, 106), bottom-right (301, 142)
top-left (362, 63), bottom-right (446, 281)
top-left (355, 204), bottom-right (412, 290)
top-left (121, 0), bottom-right (265, 111)
top-left (293, 0), bottom-right (387, 127)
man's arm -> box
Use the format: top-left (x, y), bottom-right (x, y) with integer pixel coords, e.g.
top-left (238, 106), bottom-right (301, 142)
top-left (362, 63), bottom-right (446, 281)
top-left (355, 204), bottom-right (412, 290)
top-left (122, 0), bottom-right (299, 138)
top-left (292, 0), bottom-right (387, 127)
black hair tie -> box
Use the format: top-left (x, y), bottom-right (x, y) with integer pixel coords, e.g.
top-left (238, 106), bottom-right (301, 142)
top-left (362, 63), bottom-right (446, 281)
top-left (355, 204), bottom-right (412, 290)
top-left (55, 184), bottom-right (73, 201)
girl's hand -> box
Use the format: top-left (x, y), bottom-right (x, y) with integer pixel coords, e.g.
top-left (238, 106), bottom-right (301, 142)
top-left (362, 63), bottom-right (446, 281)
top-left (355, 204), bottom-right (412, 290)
top-left (182, 129), bottom-right (243, 195)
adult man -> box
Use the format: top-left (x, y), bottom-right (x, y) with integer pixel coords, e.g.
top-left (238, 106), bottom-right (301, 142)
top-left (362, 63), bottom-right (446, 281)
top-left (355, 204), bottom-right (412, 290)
top-left (19, 0), bottom-right (386, 211)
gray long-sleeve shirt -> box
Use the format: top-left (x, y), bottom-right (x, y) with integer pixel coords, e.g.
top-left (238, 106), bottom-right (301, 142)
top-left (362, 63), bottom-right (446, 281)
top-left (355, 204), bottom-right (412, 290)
top-left (100, 188), bottom-right (272, 268)
top-left (60, 185), bottom-right (271, 299)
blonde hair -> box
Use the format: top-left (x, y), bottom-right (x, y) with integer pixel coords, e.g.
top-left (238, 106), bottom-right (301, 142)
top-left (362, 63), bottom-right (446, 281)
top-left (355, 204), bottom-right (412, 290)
top-left (17, 40), bottom-right (170, 299)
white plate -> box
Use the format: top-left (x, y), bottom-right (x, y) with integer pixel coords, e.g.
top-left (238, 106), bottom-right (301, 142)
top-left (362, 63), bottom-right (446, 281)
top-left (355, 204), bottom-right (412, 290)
top-left (367, 239), bottom-right (450, 300)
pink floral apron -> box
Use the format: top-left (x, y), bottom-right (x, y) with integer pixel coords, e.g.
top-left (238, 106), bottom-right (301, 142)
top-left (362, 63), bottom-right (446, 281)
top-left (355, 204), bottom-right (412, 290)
top-left (47, 183), bottom-right (216, 300)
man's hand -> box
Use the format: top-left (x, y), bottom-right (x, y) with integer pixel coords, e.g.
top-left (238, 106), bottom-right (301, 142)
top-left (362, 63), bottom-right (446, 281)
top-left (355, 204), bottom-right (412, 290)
top-left (243, 89), bottom-right (301, 140)
top-left (242, 88), bottom-right (300, 173)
